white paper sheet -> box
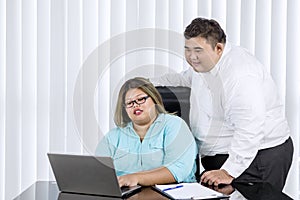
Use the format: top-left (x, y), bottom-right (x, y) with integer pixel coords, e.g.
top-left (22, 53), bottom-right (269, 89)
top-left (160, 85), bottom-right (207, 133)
top-left (155, 183), bottom-right (228, 199)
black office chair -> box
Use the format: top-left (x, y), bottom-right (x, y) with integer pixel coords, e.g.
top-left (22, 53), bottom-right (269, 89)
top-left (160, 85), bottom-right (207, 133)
top-left (156, 86), bottom-right (200, 182)
top-left (155, 86), bottom-right (191, 125)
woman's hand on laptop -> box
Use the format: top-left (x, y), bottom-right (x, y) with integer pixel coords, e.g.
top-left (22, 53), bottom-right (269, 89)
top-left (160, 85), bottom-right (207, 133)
top-left (118, 174), bottom-right (139, 187)
top-left (118, 167), bottom-right (175, 187)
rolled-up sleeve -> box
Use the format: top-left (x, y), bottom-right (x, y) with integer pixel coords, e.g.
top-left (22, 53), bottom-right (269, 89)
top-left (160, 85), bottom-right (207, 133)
top-left (162, 116), bottom-right (197, 182)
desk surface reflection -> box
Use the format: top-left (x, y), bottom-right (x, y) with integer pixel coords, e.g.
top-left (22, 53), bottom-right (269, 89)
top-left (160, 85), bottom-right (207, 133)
top-left (208, 182), bottom-right (292, 200)
top-left (13, 181), bottom-right (168, 200)
top-left (13, 181), bottom-right (292, 200)
top-left (233, 182), bottom-right (292, 200)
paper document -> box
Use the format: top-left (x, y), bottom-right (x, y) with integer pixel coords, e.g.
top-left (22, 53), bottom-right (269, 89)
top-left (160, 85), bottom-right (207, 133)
top-left (154, 183), bottom-right (229, 199)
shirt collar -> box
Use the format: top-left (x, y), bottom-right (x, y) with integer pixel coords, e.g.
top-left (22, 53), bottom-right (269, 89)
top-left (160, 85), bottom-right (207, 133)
top-left (126, 113), bottom-right (165, 131)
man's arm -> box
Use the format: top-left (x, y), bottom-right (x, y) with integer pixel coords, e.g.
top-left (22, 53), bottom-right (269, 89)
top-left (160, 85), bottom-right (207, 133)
top-left (201, 74), bottom-right (266, 186)
top-left (220, 75), bottom-right (265, 178)
top-left (150, 68), bottom-right (193, 87)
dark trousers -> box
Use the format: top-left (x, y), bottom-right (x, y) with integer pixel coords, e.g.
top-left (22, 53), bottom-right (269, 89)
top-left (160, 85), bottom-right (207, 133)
top-left (201, 137), bottom-right (293, 191)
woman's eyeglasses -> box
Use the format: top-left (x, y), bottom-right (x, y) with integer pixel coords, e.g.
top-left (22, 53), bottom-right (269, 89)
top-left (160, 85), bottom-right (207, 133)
top-left (124, 96), bottom-right (150, 108)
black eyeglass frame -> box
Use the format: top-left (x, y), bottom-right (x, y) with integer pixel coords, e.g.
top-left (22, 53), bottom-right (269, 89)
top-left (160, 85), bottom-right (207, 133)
top-left (124, 96), bottom-right (150, 108)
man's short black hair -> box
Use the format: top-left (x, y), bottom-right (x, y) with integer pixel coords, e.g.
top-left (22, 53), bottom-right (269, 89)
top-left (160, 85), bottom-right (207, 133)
top-left (184, 17), bottom-right (226, 48)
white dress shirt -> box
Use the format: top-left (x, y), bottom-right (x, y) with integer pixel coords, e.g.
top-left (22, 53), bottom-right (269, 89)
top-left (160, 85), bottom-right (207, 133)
top-left (150, 42), bottom-right (290, 178)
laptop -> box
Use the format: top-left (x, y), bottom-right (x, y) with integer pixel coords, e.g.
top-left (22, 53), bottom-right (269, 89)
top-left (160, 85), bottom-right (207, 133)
top-left (47, 153), bottom-right (142, 198)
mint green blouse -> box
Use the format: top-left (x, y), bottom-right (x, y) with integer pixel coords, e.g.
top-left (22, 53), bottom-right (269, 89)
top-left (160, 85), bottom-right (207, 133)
top-left (95, 114), bottom-right (197, 183)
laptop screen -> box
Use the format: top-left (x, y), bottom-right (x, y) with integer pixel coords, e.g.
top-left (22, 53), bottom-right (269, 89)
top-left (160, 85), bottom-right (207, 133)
top-left (48, 153), bottom-right (141, 198)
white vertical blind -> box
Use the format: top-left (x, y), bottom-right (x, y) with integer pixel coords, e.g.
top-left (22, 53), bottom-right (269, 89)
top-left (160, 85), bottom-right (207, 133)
top-left (240, 0), bottom-right (256, 54)
top-left (97, 0), bottom-right (110, 142)
top-left (0, 0), bottom-right (6, 199)
top-left (109, 0), bottom-right (125, 130)
top-left (21, 0), bottom-right (37, 190)
top-left (226, 0), bottom-right (241, 45)
top-left (270, 0), bottom-right (287, 106)
top-left (169, 0), bottom-right (184, 72)
top-left (0, 0), bottom-right (299, 199)
top-left (66, 0), bottom-right (83, 154)
top-left (198, 0), bottom-right (211, 17)
top-left (286, 0), bottom-right (300, 197)
top-left (82, 0), bottom-right (99, 154)
top-left (255, 0), bottom-right (271, 71)
top-left (155, 0), bottom-right (169, 76)
top-left (125, 0), bottom-right (138, 77)
top-left (36, 0), bottom-right (50, 182)
top-left (211, 0), bottom-right (226, 29)
top-left (6, 0), bottom-right (22, 199)
top-left (49, 0), bottom-right (66, 153)
top-left (183, 0), bottom-right (197, 26)
top-left (136, 0), bottom-right (155, 76)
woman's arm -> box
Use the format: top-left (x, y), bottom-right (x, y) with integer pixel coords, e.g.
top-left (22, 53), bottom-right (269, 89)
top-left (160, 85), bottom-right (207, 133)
top-left (163, 116), bottom-right (197, 182)
top-left (118, 167), bottom-right (176, 187)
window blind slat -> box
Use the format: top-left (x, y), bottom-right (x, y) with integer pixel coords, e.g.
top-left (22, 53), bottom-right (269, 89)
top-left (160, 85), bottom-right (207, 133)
top-left (270, 0), bottom-right (287, 106)
top-left (0, 0), bottom-right (6, 198)
top-left (81, 0), bottom-right (99, 154)
top-left (66, 0), bottom-right (83, 154)
top-left (226, 0), bottom-right (241, 45)
top-left (5, 0), bottom-right (22, 198)
top-left (285, 0), bottom-right (300, 198)
top-left (37, 0), bottom-right (50, 182)
top-left (97, 0), bottom-right (110, 139)
top-left (255, 0), bottom-right (272, 71)
top-left (21, 0), bottom-right (37, 191)
top-left (240, 0), bottom-right (256, 54)
top-left (50, 0), bottom-right (67, 153)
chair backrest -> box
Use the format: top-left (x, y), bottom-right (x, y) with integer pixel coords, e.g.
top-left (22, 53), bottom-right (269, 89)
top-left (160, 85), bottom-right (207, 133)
top-left (155, 86), bottom-right (191, 126)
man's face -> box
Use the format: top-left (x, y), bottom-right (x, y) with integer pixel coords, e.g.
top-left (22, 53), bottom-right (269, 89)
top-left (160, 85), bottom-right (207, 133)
top-left (184, 36), bottom-right (223, 73)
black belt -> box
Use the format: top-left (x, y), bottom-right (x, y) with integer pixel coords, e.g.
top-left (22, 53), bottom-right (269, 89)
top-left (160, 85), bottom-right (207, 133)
top-left (201, 154), bottom-right (229, 171)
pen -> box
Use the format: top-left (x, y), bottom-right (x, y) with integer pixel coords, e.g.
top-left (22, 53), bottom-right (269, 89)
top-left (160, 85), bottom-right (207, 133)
top-left (162, 185), bottom-right (184, 192)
